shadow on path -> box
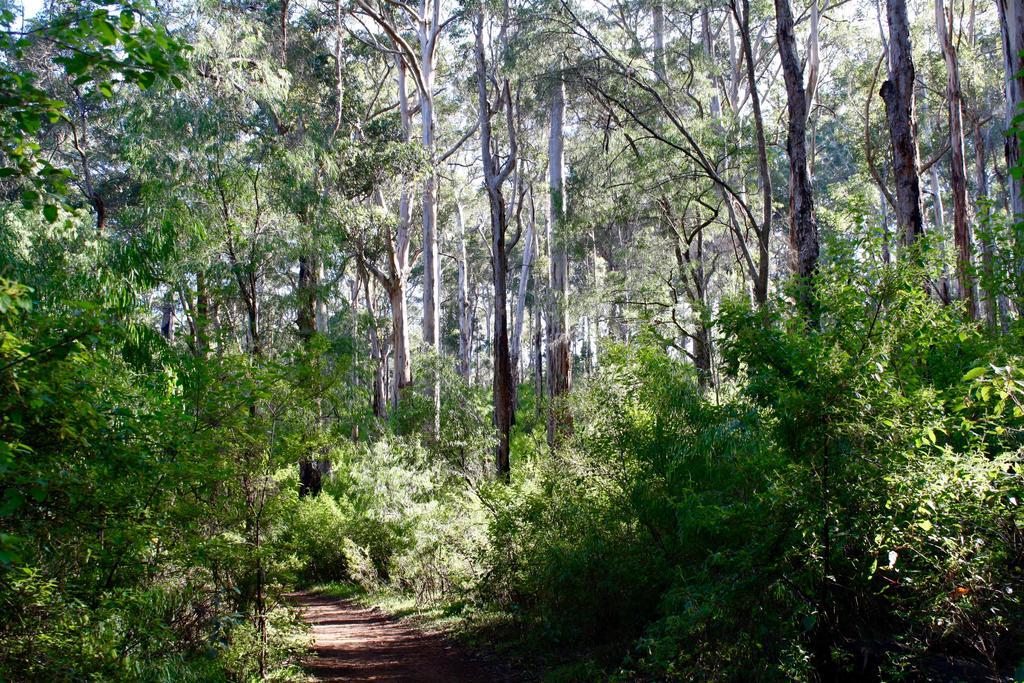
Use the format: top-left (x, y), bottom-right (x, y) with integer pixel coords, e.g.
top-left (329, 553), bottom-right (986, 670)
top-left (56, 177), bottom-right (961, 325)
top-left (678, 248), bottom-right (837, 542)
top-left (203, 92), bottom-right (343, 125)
top-left (291, 591), bottom-right (519, 682)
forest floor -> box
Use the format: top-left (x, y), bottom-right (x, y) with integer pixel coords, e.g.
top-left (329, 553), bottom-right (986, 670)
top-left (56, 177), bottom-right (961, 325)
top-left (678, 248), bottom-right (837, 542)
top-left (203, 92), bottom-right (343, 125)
top-left (292, 591), bottom-right (524, 682)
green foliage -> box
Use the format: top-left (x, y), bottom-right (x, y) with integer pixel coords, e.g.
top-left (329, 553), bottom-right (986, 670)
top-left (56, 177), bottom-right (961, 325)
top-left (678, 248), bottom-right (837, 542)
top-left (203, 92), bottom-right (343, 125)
top-left (0, 0), bottom-right (187, 205)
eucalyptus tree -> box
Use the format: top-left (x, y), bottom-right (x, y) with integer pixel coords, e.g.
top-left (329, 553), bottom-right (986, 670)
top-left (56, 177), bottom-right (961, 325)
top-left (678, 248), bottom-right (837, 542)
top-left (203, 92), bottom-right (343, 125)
top-left (475, 1), bottom-right (520, 479)
top-left (935, 0), bottom-right (977, 317)
top-left (774, 0), bottom-right (820, 317)
top-left (881, 0), bottom-right (925, 244)
top-left (997, 0), bottom-right (1024, 233)
top-left (562, 0), bottom-right (774, 307)
top-left (546, 64), bottom-right (572, 444)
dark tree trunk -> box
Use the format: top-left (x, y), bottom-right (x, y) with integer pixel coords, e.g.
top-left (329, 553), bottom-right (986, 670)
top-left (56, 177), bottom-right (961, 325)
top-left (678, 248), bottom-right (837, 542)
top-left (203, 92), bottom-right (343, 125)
top-left (475, 9), bottom-right (517, 480)
top-left (880, 0), bottom-right (925, 245)
top-left (737, 0), bottom-right (772, 304)
top-left (775, 0), bottom-right (820, 317)
top-left (160, 290), bottom-right (175, 342)
top-left (297, 254), bottom-right (318, 342)
top-left (195, 270), bottom-right (210, 356)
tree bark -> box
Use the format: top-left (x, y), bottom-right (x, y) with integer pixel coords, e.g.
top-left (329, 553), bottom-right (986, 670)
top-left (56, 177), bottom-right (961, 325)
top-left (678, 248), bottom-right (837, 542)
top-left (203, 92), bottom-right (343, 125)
top-left (456, 204), bottom-right (473, 381)
top-left (546, 66), bottom-right (573, 447)
top-left (160, 290), bottom-right (175, 342)
top-left (652, 0), bottom-right (667, 83)
top-left (510, 193), bottom-right (536, 400)
top-left (880, 0), bottom-right (925, 245)
top-left (361, 264), bottom-right (388, 419)
top-left (997, 0), bottom-right (1024, 228)
top-left (936, 0), bottom-right (978, 318)
top-left (195, 270), bottom-right (210, 356)
top-left (974, 118), bottom-right (1008, 330)
top-left (476, 9), bottom-right (517, 480)
top-left (775, 0), bottom-right (820, 317)
top-left (297, 254), bottom-right (318, 342)
top-left (737, 0), bottom-right (772, 304)
top-left (420, 0), bottom-right (440, 349)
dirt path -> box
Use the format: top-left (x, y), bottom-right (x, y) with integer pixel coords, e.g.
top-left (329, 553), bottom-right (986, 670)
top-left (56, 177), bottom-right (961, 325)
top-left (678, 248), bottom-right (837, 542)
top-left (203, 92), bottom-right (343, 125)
top-left (293, 592), bottom-right (516, 682)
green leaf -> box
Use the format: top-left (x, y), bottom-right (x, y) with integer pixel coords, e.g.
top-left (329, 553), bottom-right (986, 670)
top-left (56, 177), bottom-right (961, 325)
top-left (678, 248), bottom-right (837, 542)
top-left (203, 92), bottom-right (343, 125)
top-left (42, 204), bottom-right (58, 222)
top-left (962, 366), bottom-right (988, 381)
top-left (94, 17), bottom-right (118, 46)
top-left (137, 70), bottom-right (156, 90)
top-left (65, 52), bottom-right (90, 76)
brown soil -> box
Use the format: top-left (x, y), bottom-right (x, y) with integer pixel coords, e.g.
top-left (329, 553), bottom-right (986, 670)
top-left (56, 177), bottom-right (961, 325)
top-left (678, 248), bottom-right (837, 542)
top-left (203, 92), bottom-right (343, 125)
top-left (293, 591), bottom-right (520, 682)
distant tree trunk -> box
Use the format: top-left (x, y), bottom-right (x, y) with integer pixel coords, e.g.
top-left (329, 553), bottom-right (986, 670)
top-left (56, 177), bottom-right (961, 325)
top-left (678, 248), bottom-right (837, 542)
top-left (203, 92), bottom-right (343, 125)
top-left (880, 0), bottom-right (925, 245)
top-left (456, 204), bottom-right (473, 381)
top-left (997, 0), bottom-right (1024, 228)
top-left (652, 0), bottom-right (667, 83)
top-left (879, 187), bottom-right (892, 264)
top-left (511, 192), bottom-right (536, 403)
top-left (974, 118), bottom-right (1009, 330)
top-left (546, 67), bottom-right (573, 447)
top-left (775, 0), bottom-right (820, 318)
top-left (388, 280), bottom-right (412, 407)
top-left (297, 254), bottom-right (318, 342)
top-left (475, 9), bottom-right (517, 480)
top-left (737, 0), bottom-right (772, 304)
top-left (361, 264), bottom-right (388, 419)
top-left (700, 8), bottom-right (721, 119)
top-left (196, 270), bottom-right (210, 356)
top-left (160, 290), bottom-right (175, 342)
top-left (922, 98), bottom-right (954, 302)
top-left (936, 0), bottom-right (978, 318)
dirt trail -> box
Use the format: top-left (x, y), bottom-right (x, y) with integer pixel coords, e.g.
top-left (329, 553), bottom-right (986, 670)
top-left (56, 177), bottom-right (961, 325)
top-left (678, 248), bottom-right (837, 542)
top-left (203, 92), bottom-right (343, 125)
top-left (293, 592), bottom-right (516, 682)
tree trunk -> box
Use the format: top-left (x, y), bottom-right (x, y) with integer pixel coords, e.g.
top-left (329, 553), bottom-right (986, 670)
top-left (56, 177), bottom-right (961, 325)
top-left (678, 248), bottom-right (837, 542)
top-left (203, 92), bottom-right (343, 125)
top-left (456, 204), bottom-right (473, 381)
top-left (879, 187), bottom-right (892, 265)
top-left (997, 0), bottom-right (1024, 230)
top-left (880, 0), bottom-right (925, 245)
top-left (389, 281), bottom-right (412, 408)
top-left (775, 0), bottom-right (820, 317)
top-left (361, 265), bottom-right (388, 418)
top-left (936, 0), bottom-right (978, 318)
top-left (160, 290), bottom-right (175, 342)
top-left (546, 67), bottom-right (573, 447)
top-left (737, 0), bottom-right (772, 304)
top-left (420, 2), bottom-right (440, 351)
top-left (475, 9), bottom-right (517, 480)
top-left (510, 197), bottom-right (536, 399)
top-left (974, 118), bottom-right (1008, 330)
top-left (196, 270), bottom-right (210, 356)
top-left (652, 1), bottom-right (667, 83)
top-left (419, 0), bottom-right (442, 434)
top-left (297, 254), bottom-right (318, 342)
top-left (394, 58), bottom-right (414, 408)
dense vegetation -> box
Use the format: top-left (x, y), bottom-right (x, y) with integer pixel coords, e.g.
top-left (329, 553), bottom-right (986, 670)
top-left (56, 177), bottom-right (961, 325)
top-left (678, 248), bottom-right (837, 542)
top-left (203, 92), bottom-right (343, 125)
top-left (2, 0), bottom-right (1023, 680)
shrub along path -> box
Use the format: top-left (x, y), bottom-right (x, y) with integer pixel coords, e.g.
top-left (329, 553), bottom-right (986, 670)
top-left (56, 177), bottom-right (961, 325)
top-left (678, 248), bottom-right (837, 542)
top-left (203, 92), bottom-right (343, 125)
top-left (293, 591), bottom-right (516, 682)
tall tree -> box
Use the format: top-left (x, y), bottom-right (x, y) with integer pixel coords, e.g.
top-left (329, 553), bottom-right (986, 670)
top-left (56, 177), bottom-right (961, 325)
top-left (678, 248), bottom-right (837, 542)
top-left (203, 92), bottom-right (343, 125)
top-left (880, 0), bottom-right (925, 244)
top-left (546, 67), bottom-right (573, 446)
top-left (997, 0), bottom-right (1024, 228)
top-left (475, 7), bottom-right (518, 479)
top-left (936, 0), bottom-right (978, 318)
top-left (774, 0), bottom-right (820, 316)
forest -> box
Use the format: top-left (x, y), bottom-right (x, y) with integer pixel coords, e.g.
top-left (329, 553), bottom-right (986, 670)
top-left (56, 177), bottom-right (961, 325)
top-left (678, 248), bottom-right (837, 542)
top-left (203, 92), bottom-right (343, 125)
top-left (1, 0), bottom-right (1024, 679)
